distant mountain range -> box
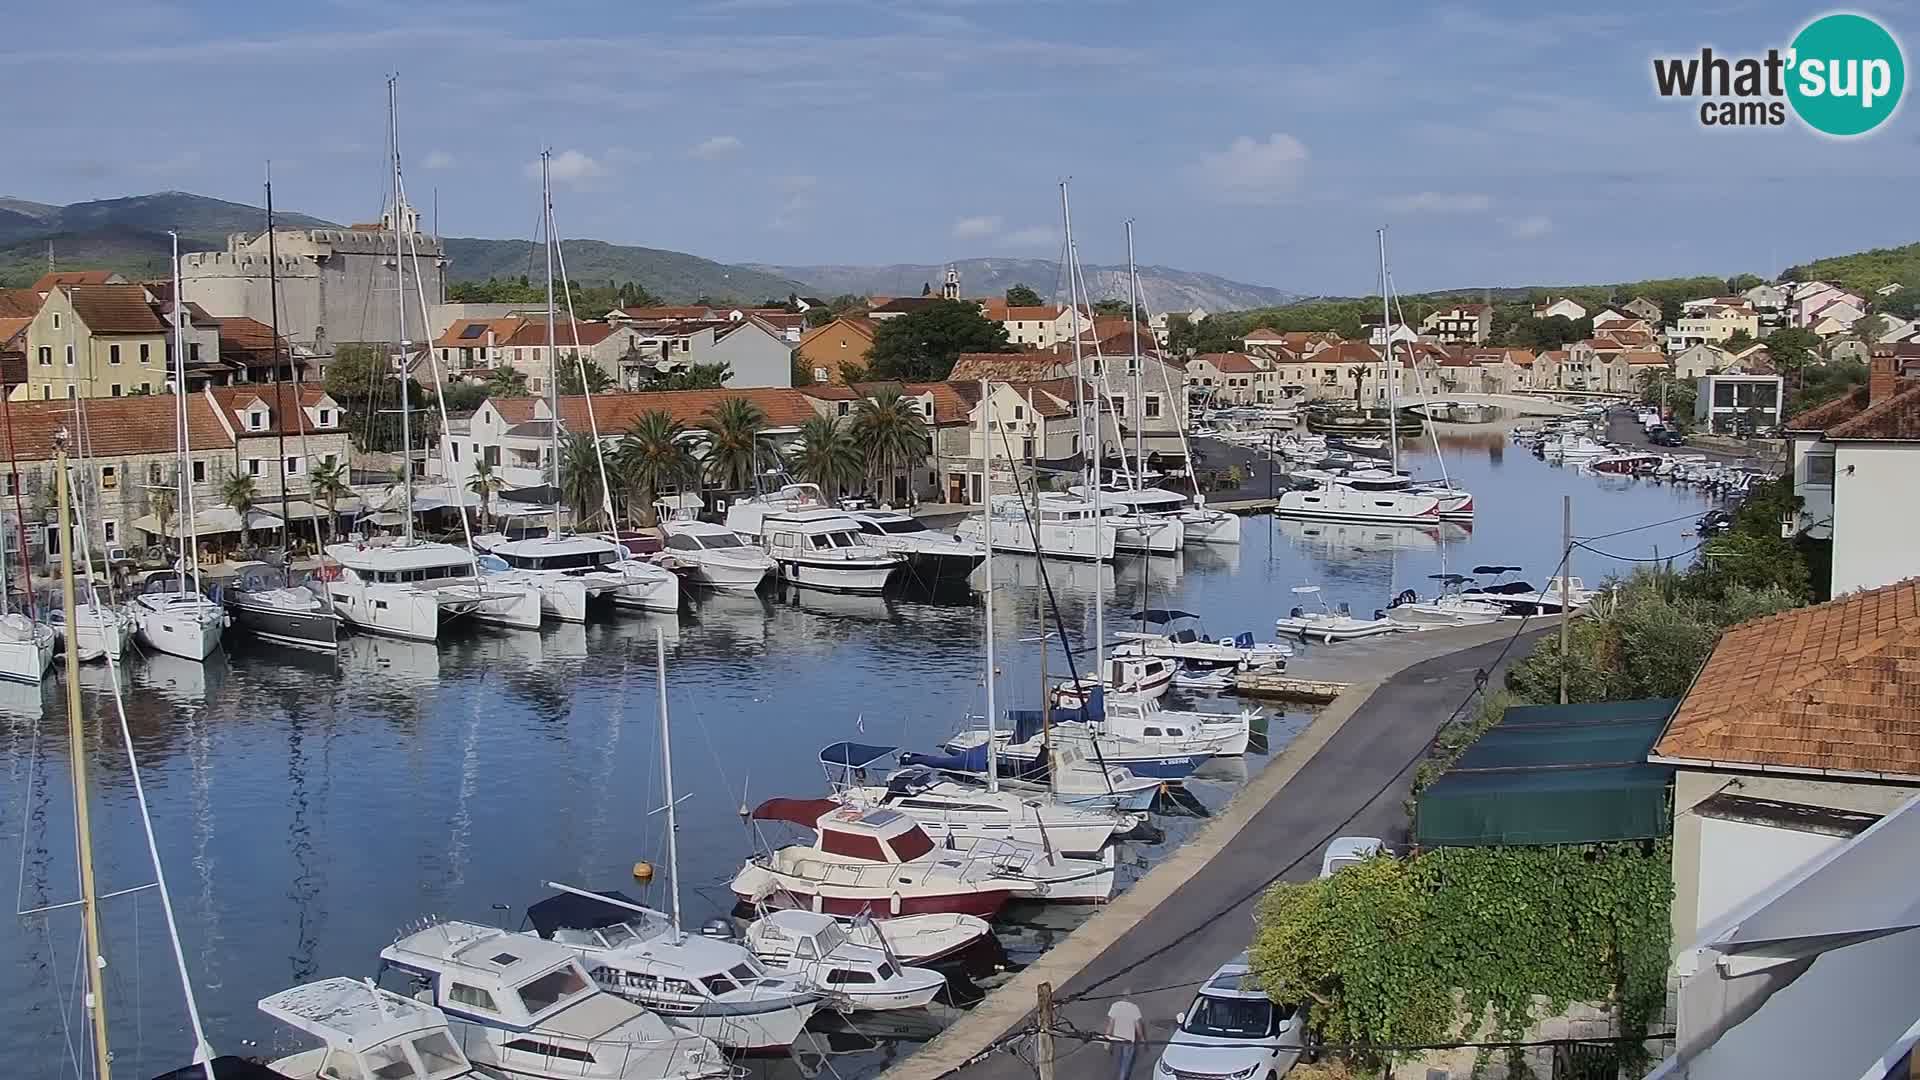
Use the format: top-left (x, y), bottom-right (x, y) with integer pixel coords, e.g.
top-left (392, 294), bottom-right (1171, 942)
top-left (439, 237), bottom-right (811, 306)
top-left (752, 259), bottom-right (1301, 314)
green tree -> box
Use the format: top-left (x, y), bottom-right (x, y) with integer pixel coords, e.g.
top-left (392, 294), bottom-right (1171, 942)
top-left (1764, 327), bottom-right (1821, 388)
top-left (307, 457), bottom-right (352, 542)
top-left (865, 299), bottom-right (1014, 381)
top-left (789, 415), bottom-right (863, 500)
top-left (1722, 328), bottom-right (1755, 350)
top-left (439, 380), bottom-right (490, 413)
top-left (557, 432), bottom-right (608, 526)
top-left (465, 459), bottom-right (506, 530)
top-left (485, 367), bottom-right (532, 398)
top-left (700, 396), bottom-right (767, 490)
top-left (1854, 313), bottom-right (1888, 343)
top-left (638, 362), bottom-right (732, 391)
top-left (1091, 298), bottom-right (1145, 321)
top-left (1503, 315), bottom-right (1591, 349)
top-left (1165, 314), bottom-right (1242, 356)
top-left (850, 386), bottom-right (931, 503)
top-left (149, 488), bottom-right (176, 557)
top-left (803, 306), bottom-right (838, 328)
top-left (324, 344), bottom-right (438, 453)
top-left (1004, 283), bottom-right (1044, 307)
top-left (614, 410), bottom-right (696, 525)
top-left (220, 472), bottom-right (258, 546)
top-left (558, 354), bottom-right (614, 396)
top-left (1789, 357), bottom-right (1869, 415)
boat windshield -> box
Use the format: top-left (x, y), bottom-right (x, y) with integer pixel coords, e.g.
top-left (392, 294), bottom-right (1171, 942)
top-left (1181, 993), bottom-right (1290, 1039)
top-left (813, 922), bottom-right (848, 955)
top-left (872, 518), bottom-right (927, 534)
top-left (701, 532), bottom-right (745, 548)
top-left (810, 531), bottom-right (862, 550)
top-left (363, 1029), bottom-right (468, 1080)
top-left (515, 964), bottom-right (593, 1019)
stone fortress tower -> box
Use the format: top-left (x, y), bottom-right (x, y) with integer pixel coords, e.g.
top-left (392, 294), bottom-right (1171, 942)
top-left (181, 196), bottom-right (446, 353)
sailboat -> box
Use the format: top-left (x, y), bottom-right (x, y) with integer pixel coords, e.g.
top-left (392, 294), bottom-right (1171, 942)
top-left (132, 231), bottom-right (229, 661)
top-left (224, 165), bottom-right (340, 650)
top-left (324, 81), bottom-right (541, 640)
top-left (0, 456), bottom-right (52, 682)
top-left (474, 152), bottom-right (680, 619)
top-left (1380, 234), bottom-right (1474, 521)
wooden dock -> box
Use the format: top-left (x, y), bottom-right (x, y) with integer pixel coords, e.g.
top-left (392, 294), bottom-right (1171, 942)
top-left (1207, 497), bottom-right (1279, 515)
top-left (1232, 670), bottom-right (1349, 704)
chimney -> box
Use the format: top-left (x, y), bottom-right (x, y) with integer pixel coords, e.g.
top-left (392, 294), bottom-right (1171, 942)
top-left (486, 329), bottom-right (496, 348)
top-left (1869, 350), bottom-right (1897, 405)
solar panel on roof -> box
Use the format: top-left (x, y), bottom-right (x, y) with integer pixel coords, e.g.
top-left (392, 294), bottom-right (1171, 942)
top-left (488, 951), bottom-right (520, 966)
top-left (459, 324), bottom-right (487, 338)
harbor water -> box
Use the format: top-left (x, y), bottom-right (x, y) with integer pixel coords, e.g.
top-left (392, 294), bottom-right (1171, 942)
top-left (0, 427), bottom-right (1715, 1076)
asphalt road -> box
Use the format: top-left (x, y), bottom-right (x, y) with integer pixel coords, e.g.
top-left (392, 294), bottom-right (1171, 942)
top-left (962, 628), bottom-right (1547, 1080)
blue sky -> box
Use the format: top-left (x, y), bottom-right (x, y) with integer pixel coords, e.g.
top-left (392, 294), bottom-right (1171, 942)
top-left (11, 0), bottom-right (1917, 294)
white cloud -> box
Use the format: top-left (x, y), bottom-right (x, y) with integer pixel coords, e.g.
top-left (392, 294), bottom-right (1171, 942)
top-left (690, 134), bottom-right (743, 159)
top-left (422, 149), bottom-right (456, 170)
top-left (1187, 134), bottom-right (1308, 205)
top-left (1504, 214), bottom-right (1553, 239)
top-left (1385, 191), bottom-right (1491, 214)
top-left (525, 149), bottom-right (607, 184)
top-left (951, 215), bottom-right (1002, 240)
top-left (999, 226), bottom-right (1057, 249)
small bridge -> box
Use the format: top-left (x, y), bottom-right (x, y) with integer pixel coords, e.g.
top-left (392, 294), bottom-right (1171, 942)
top-left (1396, 393), bottom-right (1591, 417)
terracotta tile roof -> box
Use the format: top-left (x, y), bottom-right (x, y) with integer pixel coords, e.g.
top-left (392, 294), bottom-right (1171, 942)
top-left (0, 289), bottom-right (43, 318)
top-left (502, 321), bottom-right (619, 348)
top-left (207, 382), bottom-right (332, 435)
top-left (488, 397), bottom-right (543, 424)
top-left (68, 285), bottom-right (168, 334)
top-left (0, 393), bottom-right (234, 459)
top-left (1317, 341), bottom-right (1385, 365)
top-left (871, 297), bottom-right (943, 315)
top-left (1785, 376), bottom-right (1920, 437)
top-left (797, 316), bottom-right (877, 350)
top-left (1540, 349), bottom-right (1570, 362)
top-left (619, 305), bottom-right (715, 321)
top-left (851, 381), bottom-right (976, 424)
top-left (435, 317), bottom-right (526, 349)
top-left (1280, 331), bottom-right (1340, 353)
top-left (1241, 326), bottom-right (1287, 342)
top-left (1005, 380), bottom-right (1077, 418)
top-left (0, 316), bottom-right (30, 347)
top-left (1002, 305), bottom-right (1065, 321)
top-left (1652, 578), bottom-right (1920, 779)
top-left (949, 353), bottom-right (1073, 383)
top-left (550, 388), bottom-right (823, 433)
top-left (1623, 350), bottom-right (1670, 366)
top-left (1195, 352), bottom-right (1262, 374)
top-left (32, 270), bottom-right (117, 291)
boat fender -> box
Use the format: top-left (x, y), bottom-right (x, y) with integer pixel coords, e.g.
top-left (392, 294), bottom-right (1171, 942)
top-left (890, 892), bottom-right (902, 916)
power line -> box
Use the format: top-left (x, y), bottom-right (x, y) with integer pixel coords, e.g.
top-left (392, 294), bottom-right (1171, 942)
top-left (1573, 539), bottom-right (1706, 563)
top-left (1575, 509), bottom-right (1707, 543)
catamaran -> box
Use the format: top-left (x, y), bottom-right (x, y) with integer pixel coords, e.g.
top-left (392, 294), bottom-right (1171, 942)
top-left (953, 491), bottom-right (1117, 561)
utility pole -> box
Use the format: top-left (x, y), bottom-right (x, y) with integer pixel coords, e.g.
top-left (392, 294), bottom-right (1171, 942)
top-left (1559, 494), bottom-right (1572, 705)
top-left (1036, 981), bottom-right (1056, 1080)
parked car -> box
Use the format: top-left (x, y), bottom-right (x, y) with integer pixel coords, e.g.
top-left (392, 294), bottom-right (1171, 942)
top-left (1157, 953), bottom-right (1313, 1080)
top-left (1319, 837), bottom-right (1384, 878)
top-left (1649, 429), bottom-right (1686, 447)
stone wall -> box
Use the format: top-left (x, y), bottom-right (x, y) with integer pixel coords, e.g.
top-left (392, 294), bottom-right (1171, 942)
top-left (1387, 995), bottom-right (1647, 1080)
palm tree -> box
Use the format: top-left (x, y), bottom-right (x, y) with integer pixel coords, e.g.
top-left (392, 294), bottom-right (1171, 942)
top-left (220, 472), bottom-right (258, 547)
top-left (558, 354), bottom-right (615, 396)
top-left (307, 457), bottom-right (352, 542)
top-left (485, 367), bottom-right (531, 397)
top-left (614, 410), bottom-right (696, 525)
top-left (790, 415), bottom-right (863, 501)
top-left (466, 458), bottom-right (506, 529)
top-left (557, 432), bottom-right (607, 527)
top-left (851, 387), bottom-right (930, 505)
top-left (700, 396), bottom-right (766, 491)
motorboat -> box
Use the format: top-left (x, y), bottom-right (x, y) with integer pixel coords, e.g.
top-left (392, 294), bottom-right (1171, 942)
top-left (1463, 572), bottom-right (1601, 618)
top-left (1540, 433), bottom-right (1612, 463)
top-left (131, 579), bottom-right (228, 661)
top-left (324, 539), bottom-right (542, 640)
top-left (954, 492), bottom-right (1117, 562)
top-left (1097, 693), bottom-right (1257, 757)
top-left (732, 799), bottom-right (1039, 917)
top-left (820, 743), bottom-right (1133, 854)
top-left (258, 976), bottom-right (480, 1080)
top-left (907, 735), bottom-right (1161, 812)
top-left (377, 920), bottom-right (727, 1080)
top-left (1586, 452), bottom-right (1665, 476)
top-left (758, 508), bottom-right (903, 594)
top-left (1052, 654), bottom-right (1174, 707)
top-left (1274, 585), bottom-right (1402, 642)
top-left (738, 910), bottom-right (948, 1012)
top-left (1110, 608), bottom-right (1292, 672)
top-left (525, 887), bottom-right (823, 1052)
top-left (1273, 482), bottom-right (1441, 525)
top-left (836, 911), bottom-right (991, 964)
top-left (658, 518), bottom-right (774, 592)
top-left (1171, 664), bottom-right (1235, 691)
top-left (0, 611), bottom-right (55, 683)
top-left (48, 597), bottom-right (133, 662)
top-left (1384, 575), bottom-right (1508, 627)
top-left (475, 531), bottom-right (679, 618)
top-left (722, 482), bottom-right (832, 541)
top-left (944, 698), bottom-right (1216, 781)
top-left (223, 561), bottom-right (340, 651)
top-left (844, 509), bottom-right (986, 590)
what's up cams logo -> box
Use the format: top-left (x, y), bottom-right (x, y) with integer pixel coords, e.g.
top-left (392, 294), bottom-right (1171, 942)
top-left (1653, 12), bottom-right (1905, 136)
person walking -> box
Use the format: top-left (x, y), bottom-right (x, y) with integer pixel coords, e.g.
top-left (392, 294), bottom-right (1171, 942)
top-left (1106, 994), bottom-right (1145, 1080)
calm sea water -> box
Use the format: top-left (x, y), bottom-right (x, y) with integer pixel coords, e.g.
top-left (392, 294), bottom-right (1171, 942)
top-left (1, 429), bottom-right (1713, 1076)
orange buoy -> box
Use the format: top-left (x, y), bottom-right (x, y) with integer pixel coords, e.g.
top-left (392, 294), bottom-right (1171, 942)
top-left (632, 861), bottom-right (654, 881)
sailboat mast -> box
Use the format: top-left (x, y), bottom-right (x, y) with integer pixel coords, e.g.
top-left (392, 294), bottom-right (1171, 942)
top-left (171, 232), bottom-right (203, 593)
top-left (56, 433), bottom-right (113, 1080)
top-left (979, 380), bottom-right (997, 792)
top-left (1126, 220), bottom-right (1142, 485)
top-left (266, 165), bottom-right (293, 582)
top-left (543, 151), bottom-right (561, 533)
top-left (1059, 183), bottom-right (1102, 679)
top-left (654, 628), bottom-right (684, 942)
top-left (389, 77), bottom-right (415, 545)
top-left (1378, 228), bottom-right (1397, 474)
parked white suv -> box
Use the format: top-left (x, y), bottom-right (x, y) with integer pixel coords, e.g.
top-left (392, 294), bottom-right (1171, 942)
top-left (1155, 953), bottom-right (1310, 1080)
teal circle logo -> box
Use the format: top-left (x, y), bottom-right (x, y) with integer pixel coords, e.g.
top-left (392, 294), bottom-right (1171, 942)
top-left (1787, 13), bottom-right (1905, 136)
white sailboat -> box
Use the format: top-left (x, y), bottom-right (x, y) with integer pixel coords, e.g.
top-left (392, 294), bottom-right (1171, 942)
top-left (0, 482), bottom-right (52, 683)
top-left (133, 231), bottom-right (229, 662)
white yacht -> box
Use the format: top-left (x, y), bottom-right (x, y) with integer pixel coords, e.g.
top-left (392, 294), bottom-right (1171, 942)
top-left (1070, 481), bottom-right (1241, 547)
top-left (224, 562), bottom-right (339, 650)
top-left (723, 482), bottom-right (832, 541)
top-left (1385, 576), bottom-right (1507, 626)
top-left (1097, 694), bottom-right (1256, 757)
top-left (324, 539), bottom-right (542, 640)
top-left (659, 519), bottom-right (774, 592)
top-left (844, 509), bottom-right (986, 590)
top-left (1298, 467), bottom-right (1475, 520)
top-left (758, 508), bottom-right (903, 594)
top-left (475, 531), bottom-right (679, 618)
top-left (48, 597), bottom-right (133, 662)
top-left (378, 920), bottom-right (728, 1080)
top-left (259, 977), bottom-right (478, 1080)
top-left (954, 493), bottom-right (1117, 562)
top-left (526, 887), bottom-right (824, 1053)
top-left (0, 612), bottom-right (55, 683)
top-left (741, 910), bottom-right (948, 1012)
top-left (131, 584), bottom-right (228, 661)
top-left (1273, 482), bottom-right (1441, 525)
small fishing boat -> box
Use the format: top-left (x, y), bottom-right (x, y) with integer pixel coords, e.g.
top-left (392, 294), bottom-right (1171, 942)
top-left (1052, 654), bottom-right (1174, 707)
top-left (739, 910), bottom-right (948, 1011)
top-left (1586, 452), bottom-right (1664, 476)
top-left (1110, 608), bottom-right (1292, 671)
top-left (904, 736), bottom-right (1161, 812)
top-left (1098, 693), bottom-right (1258, 757)
top-left (1385, 575), bottom-right (1508, 627)
top-left (945, 695), bottom-right (1217, 781)
top-left (1274, 585), bottom-right (1402, 642)
top-left (258, 976), bottom-right (481, 1080)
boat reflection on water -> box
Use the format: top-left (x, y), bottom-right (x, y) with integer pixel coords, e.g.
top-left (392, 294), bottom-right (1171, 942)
top-left (0, 674), bottom-right (48, 718)
top-left (987, 552), bottom-right (1115, 595)
top-left (135, 649), bottom-right (227, 704)
top-left (1183, 538), bottom-right (1242, 575)
top-left (339, 631), bottom-right (440, 687)
top-left (1278, 517), bottom-right (1471, 558)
